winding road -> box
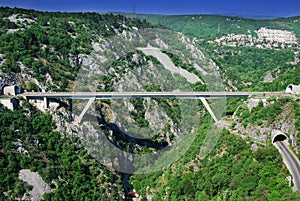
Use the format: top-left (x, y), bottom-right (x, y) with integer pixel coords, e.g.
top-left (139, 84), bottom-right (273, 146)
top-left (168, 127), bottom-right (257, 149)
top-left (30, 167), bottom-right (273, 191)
top-left (275, 141), bottom-right (300, 192)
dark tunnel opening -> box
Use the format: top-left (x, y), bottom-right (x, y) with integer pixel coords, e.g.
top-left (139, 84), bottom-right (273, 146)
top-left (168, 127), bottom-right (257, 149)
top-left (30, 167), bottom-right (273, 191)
top-left (273, 134), bottom-right (287, 143)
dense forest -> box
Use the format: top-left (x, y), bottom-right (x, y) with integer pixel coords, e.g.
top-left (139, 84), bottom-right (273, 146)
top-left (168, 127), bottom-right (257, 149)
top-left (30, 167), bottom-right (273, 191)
top-left (129, 100), bottom-right (300, 200)
top-left (0, 102), bottom-right (124, 200)
top-left (132, 14), bottom-right (300, 40)
top-left (0, 7), bottom-right (300, 201)
top-left (0, 7), bottom-right (157, 91)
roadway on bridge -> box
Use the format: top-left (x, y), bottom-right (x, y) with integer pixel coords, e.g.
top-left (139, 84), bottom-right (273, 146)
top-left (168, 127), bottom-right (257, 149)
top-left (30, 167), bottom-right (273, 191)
top-left (20, 91), bottom-right (285, 99)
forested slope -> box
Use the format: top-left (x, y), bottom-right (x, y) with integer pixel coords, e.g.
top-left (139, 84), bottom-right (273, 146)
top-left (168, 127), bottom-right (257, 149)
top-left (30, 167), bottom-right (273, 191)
top-left (133, 13), bottom-right (300, 91)
top-left (0, 7), bottom-right (155, 91)
top-left (0, 7), bottom-right (300, 201)
top-left (0, 7), bottom-right (158, 200)
top-left (0, 102), bottom-right (125, 200)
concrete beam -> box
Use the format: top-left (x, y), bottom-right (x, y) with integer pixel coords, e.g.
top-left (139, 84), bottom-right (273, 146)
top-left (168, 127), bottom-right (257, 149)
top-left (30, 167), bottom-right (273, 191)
top-left (200, 97), bottom-right (218, 123)
top-left (74, 97), bottom-right (96, 124)
top-left (20, 91), bottom-right (286, 99)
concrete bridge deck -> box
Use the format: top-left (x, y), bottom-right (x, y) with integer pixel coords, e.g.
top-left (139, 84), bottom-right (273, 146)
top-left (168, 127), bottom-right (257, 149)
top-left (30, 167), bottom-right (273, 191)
top-left (20, 91), bottom-right (285, 99)
top-left (19, 91), bottom-right (287, 124)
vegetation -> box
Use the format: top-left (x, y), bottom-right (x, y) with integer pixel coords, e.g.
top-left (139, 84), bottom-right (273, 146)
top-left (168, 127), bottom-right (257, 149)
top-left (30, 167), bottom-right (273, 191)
top-left (130, 115), bottom-right (300, 200)
top-left (0, 7), bottom-right (300, 200)
top-left (133, 14), bottom-right (300, 40)
top-left (0, 102), bottom-right (124, 200)
top-left (235, 97), bottom-right (293, 127)
top-left (0, 7), bottom-right (156, 91)
top-left (294, 100), bottom-right (300, 152)
top-left (253, 64), bottom-right (300, 91)
top-left (129, 98), bottom-right (149, 127)
top-left (205, 46), bottom-right (294, 90)
top-left (134, 14), bottom-right (300, 91)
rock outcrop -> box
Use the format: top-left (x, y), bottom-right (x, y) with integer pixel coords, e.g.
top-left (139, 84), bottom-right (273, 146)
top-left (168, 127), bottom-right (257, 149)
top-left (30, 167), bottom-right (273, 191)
top-left (255, 27), bottom-right (298, 44)
top-left (18, 169), bottom-right (51, 201)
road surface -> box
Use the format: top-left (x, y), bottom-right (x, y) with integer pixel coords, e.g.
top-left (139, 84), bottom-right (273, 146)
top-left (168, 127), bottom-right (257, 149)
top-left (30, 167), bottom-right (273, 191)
top-left (20, 91), bottom-right (285, 100)
top-left (275, 141), bottom-right (300, 192)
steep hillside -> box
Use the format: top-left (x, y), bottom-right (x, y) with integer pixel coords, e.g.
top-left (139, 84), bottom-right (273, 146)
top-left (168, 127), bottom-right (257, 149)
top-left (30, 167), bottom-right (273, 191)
top-left (129, 97), bottom-right (300, 200)
top-left (0, 7), bottom-right (300, 201)
top-left (232, 97), bottom-right (300, 151)
top-left (132, 14), bottom-right (300, 91)
top-left (0, 7), bottom-right (221, 200)
top-left (0, 102), bottom-right (125, 200)
top-left (130, 125), bottom-right (300, 200)
top-left (0, 7), bottom-right (156, 92)
top-left (0, 7), bottom-right (163, 200)
top-left (131, 14), bottom-right (300, 40)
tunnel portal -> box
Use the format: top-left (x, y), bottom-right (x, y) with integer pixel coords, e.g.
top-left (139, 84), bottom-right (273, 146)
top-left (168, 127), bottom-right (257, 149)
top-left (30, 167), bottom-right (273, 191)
top-left (271, 130), bottom-right (288, 144)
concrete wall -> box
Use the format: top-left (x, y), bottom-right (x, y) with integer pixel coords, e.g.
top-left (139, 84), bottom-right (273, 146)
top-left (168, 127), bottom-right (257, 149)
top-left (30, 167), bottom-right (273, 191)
top-left (3, 85), bottom-right (17, 96)
top-left (28, 98), bottom-right (47, 112)
top-left (0, 98), bottom-right (19, 110)
top-left (0, 85), bottom-right (4, 95)
top-left (286, 84), bottom-right (300, 94)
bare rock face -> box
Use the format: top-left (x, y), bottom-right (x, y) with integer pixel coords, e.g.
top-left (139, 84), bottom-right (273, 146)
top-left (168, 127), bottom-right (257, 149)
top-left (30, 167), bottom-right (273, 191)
top-left (0, 73), bottom-right (18, 94)
top-left (247, 98), bottom-right (261, 111)
top-left (18, 169), bottom-right (51, 201)
top-left (263, 72), bottom-right (275, 83)
top-left (251, 143), bottom-right (259, 151)
top-left (7, 14), bottom-right (35, 25)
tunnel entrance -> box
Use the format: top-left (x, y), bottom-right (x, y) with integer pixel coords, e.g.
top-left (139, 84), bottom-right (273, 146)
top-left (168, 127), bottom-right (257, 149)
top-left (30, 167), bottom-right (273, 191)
top-left (286, 84), bottom-right (300, 94)
top-left (271, 130), bottom-right (288, 144)
top-left (273, 134), bottom-right (288, 143)
top-left (286, 84), bottom-right (293, 93)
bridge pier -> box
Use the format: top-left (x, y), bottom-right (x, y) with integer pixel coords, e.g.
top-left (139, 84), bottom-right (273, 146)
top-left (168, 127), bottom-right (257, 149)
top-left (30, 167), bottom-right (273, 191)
top-left (44, 97), bottom-right (49, 110)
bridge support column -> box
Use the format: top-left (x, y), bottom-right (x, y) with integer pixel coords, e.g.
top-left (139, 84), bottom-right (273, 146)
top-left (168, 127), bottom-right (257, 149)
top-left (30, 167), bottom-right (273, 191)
top-left (22, 95), bottom-right (28, 101)
top-left (74, 97), bottom-right (96, 124)
top-left (44, 97), bottom-right (49, 110)
top-left (200, 98), bottom-right (218, 123)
